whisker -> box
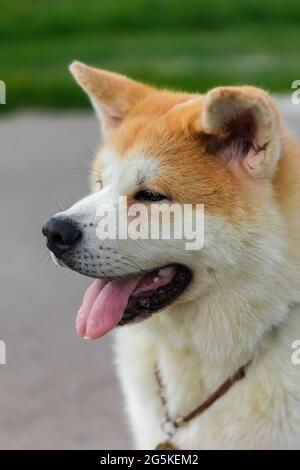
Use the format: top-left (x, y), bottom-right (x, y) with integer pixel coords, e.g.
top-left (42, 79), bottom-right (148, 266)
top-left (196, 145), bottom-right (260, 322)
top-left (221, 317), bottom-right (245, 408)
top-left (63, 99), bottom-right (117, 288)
top-left (50, 195), bottom-right (64, 211)
top-left (208, 267), bottom-right (227, 305)
top-left (67, 167), bottom-right (100, 181)
top-left (40, 253), bottom-right (52, 264)
top-left (121, 255), bottom-right (147, 275)
top-left (39, 248), bottom-right (48, 260)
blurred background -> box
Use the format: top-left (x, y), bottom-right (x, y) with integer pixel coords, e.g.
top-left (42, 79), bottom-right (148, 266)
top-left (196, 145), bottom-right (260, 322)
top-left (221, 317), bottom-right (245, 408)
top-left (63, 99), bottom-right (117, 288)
top-left (2, 0), bottom-right (300, 110)
top-left (0, 0), bottom-right (299, 450)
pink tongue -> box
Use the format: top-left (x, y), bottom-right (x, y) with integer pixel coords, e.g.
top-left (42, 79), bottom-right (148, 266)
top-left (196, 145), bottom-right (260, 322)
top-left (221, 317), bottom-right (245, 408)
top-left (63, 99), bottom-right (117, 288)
top-left (76, 277), bottom-right (141, 340)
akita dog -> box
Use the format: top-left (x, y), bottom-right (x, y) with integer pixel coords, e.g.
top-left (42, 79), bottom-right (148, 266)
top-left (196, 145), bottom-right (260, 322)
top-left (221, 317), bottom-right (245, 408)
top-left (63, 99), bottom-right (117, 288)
top-left (42, 62), bottom-right (300, 449)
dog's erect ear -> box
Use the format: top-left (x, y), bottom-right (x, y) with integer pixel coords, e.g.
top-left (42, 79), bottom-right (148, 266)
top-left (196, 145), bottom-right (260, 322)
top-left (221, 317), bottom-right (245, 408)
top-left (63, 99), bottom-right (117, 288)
top-left (200, 86), bottom-right (281, 178)
top-left (69, 61), bottom-right (152, 139)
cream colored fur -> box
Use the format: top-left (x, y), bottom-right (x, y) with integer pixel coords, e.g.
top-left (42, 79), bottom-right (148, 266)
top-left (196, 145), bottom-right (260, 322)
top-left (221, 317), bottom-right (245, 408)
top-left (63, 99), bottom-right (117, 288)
top-left (62, 63), bottom-right (300, 449)
top-left (116, 286), bottom-right (300, 449)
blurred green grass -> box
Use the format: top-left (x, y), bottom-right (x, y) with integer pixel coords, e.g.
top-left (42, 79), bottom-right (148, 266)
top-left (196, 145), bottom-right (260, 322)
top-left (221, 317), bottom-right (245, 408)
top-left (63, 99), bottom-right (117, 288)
top-left (1, 0), bottom-right (300, 110)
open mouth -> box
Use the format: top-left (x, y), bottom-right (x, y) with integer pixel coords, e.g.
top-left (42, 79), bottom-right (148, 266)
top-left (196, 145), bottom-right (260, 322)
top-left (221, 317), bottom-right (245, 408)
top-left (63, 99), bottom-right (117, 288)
top-left (76, 264), bottom-right (192, 340)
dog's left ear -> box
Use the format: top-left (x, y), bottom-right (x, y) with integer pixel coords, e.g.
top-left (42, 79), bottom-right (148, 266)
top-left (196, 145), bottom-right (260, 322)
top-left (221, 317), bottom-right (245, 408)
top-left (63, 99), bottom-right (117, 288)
top-left (69, 61), bottom-right (152, 139)
top-left (200, 86), bottom-right (281, 178)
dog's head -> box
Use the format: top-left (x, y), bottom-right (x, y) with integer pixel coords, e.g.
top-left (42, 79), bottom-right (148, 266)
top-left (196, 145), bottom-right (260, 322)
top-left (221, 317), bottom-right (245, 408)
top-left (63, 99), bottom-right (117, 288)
top-left (43, 62), bottom-right (284, 341)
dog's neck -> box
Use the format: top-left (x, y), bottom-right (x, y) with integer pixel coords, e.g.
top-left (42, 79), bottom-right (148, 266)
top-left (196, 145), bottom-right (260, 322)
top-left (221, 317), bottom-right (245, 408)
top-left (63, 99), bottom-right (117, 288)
top-left (143, 263), bottom-right (299, 395)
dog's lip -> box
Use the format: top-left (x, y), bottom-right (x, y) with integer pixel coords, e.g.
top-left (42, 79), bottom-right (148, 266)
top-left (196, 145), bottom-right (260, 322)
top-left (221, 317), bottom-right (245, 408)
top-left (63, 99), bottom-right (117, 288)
top-left (119, 263), bottom-right (192, 325)
top-left (75, 263), bottom-right (192, 339)
top-left (126, 265), bottom-right (178, 297)
top-left (87, 263), bottom-right (190, 295)
top-left (50, 250), bottom-right (192, 300)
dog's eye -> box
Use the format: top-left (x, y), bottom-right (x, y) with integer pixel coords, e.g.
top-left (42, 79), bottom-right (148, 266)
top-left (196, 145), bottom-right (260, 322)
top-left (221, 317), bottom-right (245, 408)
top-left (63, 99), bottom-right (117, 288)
top-left (95, 178), bottom-right (102, 188)
top-left (135, 189), bottom-right (167, 202)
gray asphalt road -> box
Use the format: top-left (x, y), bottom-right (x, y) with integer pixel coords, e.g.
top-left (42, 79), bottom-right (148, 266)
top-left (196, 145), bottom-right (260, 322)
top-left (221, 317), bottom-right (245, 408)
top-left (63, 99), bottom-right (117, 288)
top-left (0, 97), bottom-right (299, 450)
top-left (0, 111), bottom-right (130, 449)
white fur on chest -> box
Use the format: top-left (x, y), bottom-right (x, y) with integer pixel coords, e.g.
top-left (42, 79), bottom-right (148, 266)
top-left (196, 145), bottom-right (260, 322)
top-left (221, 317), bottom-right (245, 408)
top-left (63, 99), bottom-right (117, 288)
top-left (115, 304), bottom-right (300, 450)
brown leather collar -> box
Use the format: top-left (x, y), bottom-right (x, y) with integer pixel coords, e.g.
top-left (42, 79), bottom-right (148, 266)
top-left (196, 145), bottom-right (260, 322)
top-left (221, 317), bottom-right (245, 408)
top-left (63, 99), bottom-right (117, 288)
top-left (154, 304), bottom-right (299, 449)
top-left (155, 359), bottom-right (252, 439)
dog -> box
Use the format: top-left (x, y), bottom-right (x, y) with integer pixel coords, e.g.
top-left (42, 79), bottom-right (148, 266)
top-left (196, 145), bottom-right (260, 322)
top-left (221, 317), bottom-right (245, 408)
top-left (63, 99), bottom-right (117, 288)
top-left (42, 61), bottom-right (300, 449)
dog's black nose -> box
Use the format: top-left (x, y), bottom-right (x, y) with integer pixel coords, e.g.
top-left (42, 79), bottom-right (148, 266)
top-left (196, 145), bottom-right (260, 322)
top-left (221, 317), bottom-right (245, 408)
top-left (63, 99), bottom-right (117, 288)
top-left (42, 217), bottom-right (82, 256)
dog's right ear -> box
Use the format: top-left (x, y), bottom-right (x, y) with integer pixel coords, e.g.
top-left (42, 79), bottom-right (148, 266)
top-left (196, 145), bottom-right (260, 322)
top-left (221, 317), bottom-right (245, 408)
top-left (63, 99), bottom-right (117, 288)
top-left (69, 61), bottom-right (152, 139)
top-left (199, 86), bottom-right (281, 178)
